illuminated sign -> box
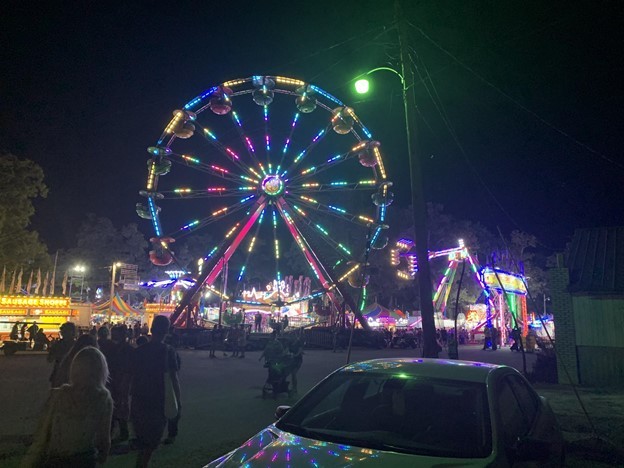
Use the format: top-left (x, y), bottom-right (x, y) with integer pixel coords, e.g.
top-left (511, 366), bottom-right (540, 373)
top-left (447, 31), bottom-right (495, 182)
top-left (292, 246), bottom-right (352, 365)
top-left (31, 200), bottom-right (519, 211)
top-left (0, 296), bottom-right (71, 308)
top-left (145, 303), bottom-right (176, 314)
top-left (480, 268), bottom-right (527, 295)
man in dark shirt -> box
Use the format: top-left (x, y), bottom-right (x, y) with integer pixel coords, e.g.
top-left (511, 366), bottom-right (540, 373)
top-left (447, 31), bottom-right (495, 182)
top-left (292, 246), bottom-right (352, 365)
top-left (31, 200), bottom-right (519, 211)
top-left (130, 315), bottom-right (181, 468)
top-left (109, 325), bottom-right (133, 442)
top-left (47, 322), bottom-right (76, 386)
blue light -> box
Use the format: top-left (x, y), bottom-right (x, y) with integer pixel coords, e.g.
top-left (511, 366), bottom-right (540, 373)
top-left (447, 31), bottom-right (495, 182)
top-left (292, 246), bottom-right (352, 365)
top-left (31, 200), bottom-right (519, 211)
top-left (310, 85), bottom-right (344, 106)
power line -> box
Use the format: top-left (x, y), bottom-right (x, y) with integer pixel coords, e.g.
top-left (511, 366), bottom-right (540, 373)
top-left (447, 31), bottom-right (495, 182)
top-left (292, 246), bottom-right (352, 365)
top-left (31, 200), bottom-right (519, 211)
top-left (408, 21), bottom-right (624, 171)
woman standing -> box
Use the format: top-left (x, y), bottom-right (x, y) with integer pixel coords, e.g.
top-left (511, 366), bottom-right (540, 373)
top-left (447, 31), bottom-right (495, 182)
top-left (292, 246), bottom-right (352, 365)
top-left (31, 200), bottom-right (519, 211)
top-left (22, 347), bottom-right (113, 467)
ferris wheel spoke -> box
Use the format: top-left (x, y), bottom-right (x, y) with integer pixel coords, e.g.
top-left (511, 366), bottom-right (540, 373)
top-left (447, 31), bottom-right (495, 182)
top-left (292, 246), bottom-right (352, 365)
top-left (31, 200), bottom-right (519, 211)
top-left (275, 199), bottom-right (340, 291)
top-left (281, 123), bottom-right (333, 178)
top-left (232, 208), bottom-right (266, 291)
top-left (288, 180), bottom-right (378, 193)
top-left (191, 120), bottom-right (262, 179)
top-left (167, 152), bottom-right (257, 185)
top-left (285, 194), bottom-right (375, 228)
top-left (276, 110), bottom-right (302, 175)
top-left (270, 206), bottom-right (285, 303)
top-left (228, 110), bottom-right (269, 177)
top-left (158, 185), bottom-right (257, 199)
top-left (287, 202), bottom-right (356, 261)
top-left (164, 195), bottom-right (258, 238)
top-left (288, 152), bottom-right (358, 184)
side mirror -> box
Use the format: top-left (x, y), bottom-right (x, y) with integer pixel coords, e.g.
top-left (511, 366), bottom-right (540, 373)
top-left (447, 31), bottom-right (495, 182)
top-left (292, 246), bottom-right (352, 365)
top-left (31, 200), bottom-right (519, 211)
top-left (274, 405), bottom-right (291, 420)
top-left (513, 436), bottom-right (551, 461)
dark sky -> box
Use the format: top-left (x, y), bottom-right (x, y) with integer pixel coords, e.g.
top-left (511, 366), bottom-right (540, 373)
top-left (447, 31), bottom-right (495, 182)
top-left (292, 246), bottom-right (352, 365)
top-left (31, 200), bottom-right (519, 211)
top-left (2, 0), bottom-right (623, 254)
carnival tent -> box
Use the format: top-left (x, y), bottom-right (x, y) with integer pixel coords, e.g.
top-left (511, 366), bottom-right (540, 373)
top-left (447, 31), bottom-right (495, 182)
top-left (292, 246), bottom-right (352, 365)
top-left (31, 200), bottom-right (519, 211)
top-left (362, 302), bottom-right (406, 320)
top-left (92, 293), bottom-right (143, 316)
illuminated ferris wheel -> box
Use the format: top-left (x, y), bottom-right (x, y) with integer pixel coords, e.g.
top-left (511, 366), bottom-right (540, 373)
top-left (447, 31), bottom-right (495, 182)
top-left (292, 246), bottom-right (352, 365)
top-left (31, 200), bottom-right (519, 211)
top-left (137, 76), bottom-right (393, 325)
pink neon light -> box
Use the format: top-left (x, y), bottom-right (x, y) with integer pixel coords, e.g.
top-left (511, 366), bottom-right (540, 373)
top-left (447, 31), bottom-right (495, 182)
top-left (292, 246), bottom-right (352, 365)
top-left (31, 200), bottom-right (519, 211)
top-left (276, 199), bottom-right (342, 311)
top-left (203, 200), bottom-right (267, 287)
top-left (225, 148), bottom-right (240, 160)
top-left (244, 136), bottom-right (255, 153)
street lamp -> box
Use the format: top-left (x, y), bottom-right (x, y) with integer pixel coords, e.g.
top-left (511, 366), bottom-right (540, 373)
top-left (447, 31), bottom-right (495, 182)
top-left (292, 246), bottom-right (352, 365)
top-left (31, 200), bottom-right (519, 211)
top-left (110, 262), bottom-right (122, 320)
top-left (351, 5), bottom-right (439, 358)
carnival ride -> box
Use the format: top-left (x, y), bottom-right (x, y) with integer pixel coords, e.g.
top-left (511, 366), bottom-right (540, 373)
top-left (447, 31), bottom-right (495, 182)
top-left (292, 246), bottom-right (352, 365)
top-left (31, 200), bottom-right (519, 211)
top-left (391, 238), bottom-right (529, 340)
top-left (138, 76), bottom-right (392, 329)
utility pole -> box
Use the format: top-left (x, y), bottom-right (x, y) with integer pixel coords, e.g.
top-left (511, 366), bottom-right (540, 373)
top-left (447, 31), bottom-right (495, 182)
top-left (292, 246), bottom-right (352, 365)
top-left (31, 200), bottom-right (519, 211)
top-left (396, 1), bottom-right (439, 358)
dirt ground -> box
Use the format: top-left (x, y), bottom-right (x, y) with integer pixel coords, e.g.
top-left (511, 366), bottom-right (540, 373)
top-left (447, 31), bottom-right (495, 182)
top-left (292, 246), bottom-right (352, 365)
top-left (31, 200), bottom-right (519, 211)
top-left (1, 345), bottom-right (622, 467)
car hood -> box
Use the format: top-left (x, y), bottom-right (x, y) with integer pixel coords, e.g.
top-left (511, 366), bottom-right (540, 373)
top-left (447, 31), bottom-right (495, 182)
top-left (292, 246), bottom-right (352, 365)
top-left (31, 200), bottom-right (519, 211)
top-left (205, 426), bottom-right (490, 467)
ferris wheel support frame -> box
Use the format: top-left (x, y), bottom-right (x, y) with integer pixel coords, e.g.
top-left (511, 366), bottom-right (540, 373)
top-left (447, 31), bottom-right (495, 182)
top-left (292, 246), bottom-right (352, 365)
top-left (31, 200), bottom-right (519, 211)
top-left (276, 199), bottom-right (370, 330)
top-left (170, 199), bottom-right (267, 326)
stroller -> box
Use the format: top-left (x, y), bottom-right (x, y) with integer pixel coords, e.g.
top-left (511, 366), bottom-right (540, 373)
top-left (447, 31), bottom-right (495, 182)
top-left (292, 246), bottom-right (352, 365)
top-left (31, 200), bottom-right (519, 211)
top-left (261, 349), bottom-right (295, 399)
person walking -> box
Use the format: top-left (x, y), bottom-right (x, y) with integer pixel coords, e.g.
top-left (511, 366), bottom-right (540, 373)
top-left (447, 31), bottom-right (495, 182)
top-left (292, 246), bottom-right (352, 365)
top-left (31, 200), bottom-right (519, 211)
top-left (108, 325), bottom-right (133, 443)
top-left (238, 324), bottom-right (247, 358)
top-left (22, 346), bottom-right (113, 467)
top-left (27, 321), bottom-right (39, 348)
top-left (482, 326), bottom-right (492, 350)
top-left (130, 315), bottom-right (181, 468)
top-left (163, 349), bottom-right (182, 445)
top-left (47, 322), bottom-right (77, 387)
top-left (97, 326), bottom-right (116, 363)
top-left (208, 325), bottom-right (218, 358)
top-left (53, 334), bottom-right (98, 388)
top-left (254, 311), bottom-right (262, 333)
top-left (33, 329), bottom-right (50, 351)
top-left (10, 321), bottom-right (20, 340)
top-left (229, 326), bottom-right (240, 358)
top-left (288, 335), bottom-right (304, 394)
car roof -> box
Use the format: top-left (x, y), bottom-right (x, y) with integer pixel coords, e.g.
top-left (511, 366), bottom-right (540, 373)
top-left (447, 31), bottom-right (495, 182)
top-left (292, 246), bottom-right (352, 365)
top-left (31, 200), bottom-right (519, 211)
top-left (339, 358), bottom-right (510, 383)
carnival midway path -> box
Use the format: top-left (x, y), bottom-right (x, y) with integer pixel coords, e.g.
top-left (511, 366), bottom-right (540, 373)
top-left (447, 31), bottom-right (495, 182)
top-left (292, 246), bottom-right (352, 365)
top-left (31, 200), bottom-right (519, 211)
top-left (1, 344), bottom-right (622, 467)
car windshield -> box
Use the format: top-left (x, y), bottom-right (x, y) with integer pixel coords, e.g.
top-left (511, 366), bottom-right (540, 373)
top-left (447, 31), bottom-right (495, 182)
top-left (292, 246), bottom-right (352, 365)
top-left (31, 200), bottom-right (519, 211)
top-left (276, 371), bottom-right (492, 458)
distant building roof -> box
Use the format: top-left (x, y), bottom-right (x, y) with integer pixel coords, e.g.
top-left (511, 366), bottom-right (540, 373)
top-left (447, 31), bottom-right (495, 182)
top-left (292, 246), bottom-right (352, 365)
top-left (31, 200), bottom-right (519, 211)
top-left (566, 227), bottom-right (624, 294)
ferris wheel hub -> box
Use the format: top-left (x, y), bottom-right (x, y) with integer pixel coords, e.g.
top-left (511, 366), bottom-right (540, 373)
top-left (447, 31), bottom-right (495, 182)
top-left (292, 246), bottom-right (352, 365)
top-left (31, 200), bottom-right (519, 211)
top-left (261, 174), bottom-right (285, 197)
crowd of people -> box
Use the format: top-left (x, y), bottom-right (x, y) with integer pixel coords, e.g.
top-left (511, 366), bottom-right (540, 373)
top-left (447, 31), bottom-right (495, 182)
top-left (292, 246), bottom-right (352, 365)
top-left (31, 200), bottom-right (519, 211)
top-left (22, 316), bottom-right (181, 468)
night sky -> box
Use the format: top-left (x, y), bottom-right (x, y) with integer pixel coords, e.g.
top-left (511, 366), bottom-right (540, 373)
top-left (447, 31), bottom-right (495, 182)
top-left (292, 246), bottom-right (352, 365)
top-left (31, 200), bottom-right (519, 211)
top-left (2, 0), bottom-right (623, 254)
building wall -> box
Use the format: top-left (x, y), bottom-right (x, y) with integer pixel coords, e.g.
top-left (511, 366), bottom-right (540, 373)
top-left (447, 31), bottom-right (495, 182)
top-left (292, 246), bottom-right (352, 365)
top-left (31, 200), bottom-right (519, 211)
top-left (572, 295), bottom-right (624, 385)
top-left (549, 267), bottom-right (579, 385)
top-left (572, 296), bottom-right (624, 347)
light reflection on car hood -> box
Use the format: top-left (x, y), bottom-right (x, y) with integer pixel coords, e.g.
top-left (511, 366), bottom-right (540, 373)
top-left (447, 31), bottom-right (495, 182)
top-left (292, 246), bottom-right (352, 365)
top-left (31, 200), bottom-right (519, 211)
top-left (205, 425), bottom-right (490, 467)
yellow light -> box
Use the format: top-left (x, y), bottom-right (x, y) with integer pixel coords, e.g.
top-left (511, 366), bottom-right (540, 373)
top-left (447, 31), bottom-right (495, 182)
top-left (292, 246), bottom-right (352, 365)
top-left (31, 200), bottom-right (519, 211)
top-left (300, 195), bottom-right (318, 204)
top-left (373, 146), bottom-right (387, 179)
top-left (248, 236), bottom-right (257, 252)
top-left (164, 110), bottom-right (184, 134)
top-left (222, 78), bottom-right (247, 87)
top-left (275, 76), bottom-right (305, 86)
top-left (338, 263), bottom-right (360, 282)
top-left (225, 222), bottom-right (240, 238)
top-left (302, 182), bottom-right (320, 188)
top-left (358, 215), bottom-right (374, 224)
top-left (212, 207), bottom-right (228, 216)
top-left (351, 141), bottom-right (367, 151)
top-left (147, 162), bottom-right (157, 190)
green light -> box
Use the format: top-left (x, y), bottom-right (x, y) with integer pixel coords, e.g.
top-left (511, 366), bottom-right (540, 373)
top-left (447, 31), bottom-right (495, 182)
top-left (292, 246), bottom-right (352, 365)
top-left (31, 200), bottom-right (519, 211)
top-left (354, 78), bottom-right (370, 94)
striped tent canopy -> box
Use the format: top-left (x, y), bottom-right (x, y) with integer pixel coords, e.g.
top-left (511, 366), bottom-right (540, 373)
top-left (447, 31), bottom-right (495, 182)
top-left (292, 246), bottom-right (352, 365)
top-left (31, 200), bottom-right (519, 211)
top-left (362, 302), bottom-right (406, 320)
top-left (92, 293), bottom-right (143, 316)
